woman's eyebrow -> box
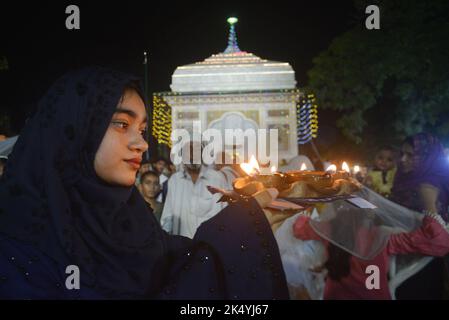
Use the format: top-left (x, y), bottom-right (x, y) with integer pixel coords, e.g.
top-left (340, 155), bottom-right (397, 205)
top-left (114, 108), bottom-right (148, 123)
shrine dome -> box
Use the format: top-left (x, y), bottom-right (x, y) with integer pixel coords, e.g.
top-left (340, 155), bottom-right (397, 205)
top-left (170, 18), bottom-right (297, 93)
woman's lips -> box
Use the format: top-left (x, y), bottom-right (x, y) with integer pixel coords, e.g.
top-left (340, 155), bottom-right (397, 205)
top-left (124, 159), bottom-right (141, 170)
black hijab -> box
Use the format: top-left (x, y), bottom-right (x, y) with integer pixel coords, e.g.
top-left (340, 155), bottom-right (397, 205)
top-left (0, 67), bottom-right (166, 298)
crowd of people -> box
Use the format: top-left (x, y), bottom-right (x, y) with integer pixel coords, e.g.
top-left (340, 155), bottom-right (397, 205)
top-left (132, 132), bottom-right (449, 300)
top-left (0, 67), bottom-right (448, 300)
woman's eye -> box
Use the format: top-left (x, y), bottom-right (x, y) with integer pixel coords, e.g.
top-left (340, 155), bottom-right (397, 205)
top-left (112, 121), bottom-right (128, 129)
top-left (140, 128), bottom-right (148, 136)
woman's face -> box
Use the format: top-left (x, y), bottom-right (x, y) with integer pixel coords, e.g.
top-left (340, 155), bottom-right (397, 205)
top-left (400, 143), bottom-right (414, 173)
top-left (94, 89), bottom-right (148, 186)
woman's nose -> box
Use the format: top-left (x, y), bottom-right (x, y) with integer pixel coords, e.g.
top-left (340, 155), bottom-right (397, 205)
top-left (130, 132), bottom-right (149, 153)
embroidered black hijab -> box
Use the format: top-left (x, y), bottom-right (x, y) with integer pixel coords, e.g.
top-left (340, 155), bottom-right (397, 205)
top-left (0, 67), bottom-right (166, 298)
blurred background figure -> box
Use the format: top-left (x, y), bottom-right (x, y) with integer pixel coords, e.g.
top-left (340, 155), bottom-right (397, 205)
top-left (136, 156), bottom-right (170, 203)
top-left (391, 133), bottom-right (449, 221)
top-left (160, 141), bottom-right (227, 238)
top-left (138, 170), bottom-right (164, 222)
top-left (151, 157), bottom-right (169, 202)
top-left (0, 136), bottom-right (18, 160)
top-left (389, 132), bottom-right (449, 300)
top-left (0, 156), bottom-right (7, 177)
top-left (139, 159), bottom-right (153, 175)
top-left (364, 146), bottom-right (397, 198)
top-left (293, 191), bottom-right (449, 300)
top-left (152, 157), bottom-right (168, 175)
top-left (160, 159), bottom-right (176, 203)
top-left (280, 155), bottom-right (315, 172)
top-left (214, 150), bottom-right (245, 189)
top-left (136, 159), bottom-right (152, 185)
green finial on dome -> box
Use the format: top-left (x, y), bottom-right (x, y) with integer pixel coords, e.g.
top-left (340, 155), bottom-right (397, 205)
top-left (224, 17), bottom-right (241, 53)
top-left (227, 17), bottom-right (238, 25)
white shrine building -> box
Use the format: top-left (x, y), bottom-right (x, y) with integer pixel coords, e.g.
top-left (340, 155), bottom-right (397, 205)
top-left (152, 18), bottom-right (302, 164)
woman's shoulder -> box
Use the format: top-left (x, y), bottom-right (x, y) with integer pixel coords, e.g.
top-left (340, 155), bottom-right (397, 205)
top-left (0, 233), bottom-right (68, 299)
top-left (0, 234), bottom-right (109, 299)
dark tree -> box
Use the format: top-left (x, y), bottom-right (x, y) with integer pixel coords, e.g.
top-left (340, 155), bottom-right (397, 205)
top-left (308, 0), bottom-right (449, 146)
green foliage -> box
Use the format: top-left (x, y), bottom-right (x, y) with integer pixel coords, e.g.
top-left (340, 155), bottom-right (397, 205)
top-left (308, 0), bottom-right (449, 145)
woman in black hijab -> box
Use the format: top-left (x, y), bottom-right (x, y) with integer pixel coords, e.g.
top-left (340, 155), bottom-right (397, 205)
top-left (0, 67), bottom-right (288, 299)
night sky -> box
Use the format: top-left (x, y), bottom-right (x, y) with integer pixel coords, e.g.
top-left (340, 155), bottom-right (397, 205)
top-left (1, 1), bottom-right (358, 133)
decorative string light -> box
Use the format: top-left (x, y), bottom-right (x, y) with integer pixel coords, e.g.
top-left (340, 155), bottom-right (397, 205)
top-left (152, 94), bottom-right (172, 147)
top-left (296, 92), bottom-right (318, 144)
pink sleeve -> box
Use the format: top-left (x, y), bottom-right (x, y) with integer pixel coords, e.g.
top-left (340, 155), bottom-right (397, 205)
top-left (387, 215), bottom-right (449, 256)
top-left (293, 215), bottom-right (324, 242)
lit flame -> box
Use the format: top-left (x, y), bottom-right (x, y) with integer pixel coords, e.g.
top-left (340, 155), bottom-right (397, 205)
top-left (300, 163), bottom-right (307, 171)
top-left (240, 163), bottom-right (254, 175)
top-left (342, 162), bottom-right (350, 173)
top-left (326, 164), bottom-right (337, 173)
top-left (240, 155), bottom-right (260, 175)
top-left (271, 166), bottom-right (277, 173)
top-left (353, 165), bottom-right (360, 174)
top-left (249, 155), bottom-right (260, 172)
